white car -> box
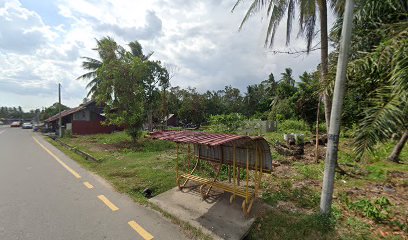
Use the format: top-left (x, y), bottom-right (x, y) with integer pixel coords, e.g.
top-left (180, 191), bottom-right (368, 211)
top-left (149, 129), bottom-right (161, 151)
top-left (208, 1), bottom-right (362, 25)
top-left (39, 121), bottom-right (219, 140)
top-left (22, 122), bottom-right (33, 129)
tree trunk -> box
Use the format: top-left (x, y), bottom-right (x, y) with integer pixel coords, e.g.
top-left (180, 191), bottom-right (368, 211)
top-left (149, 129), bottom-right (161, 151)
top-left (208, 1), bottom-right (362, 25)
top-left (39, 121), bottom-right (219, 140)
top-left (315, 96), bottom-right (321, 163)
top-left (148, 109), bottom-right (153, 132)
top-left (388, 130), bottom-right (408, 163)
top-left (320, 0), bottom-right (354, 215)
top-left (318, 0), bottom-right (332, 130)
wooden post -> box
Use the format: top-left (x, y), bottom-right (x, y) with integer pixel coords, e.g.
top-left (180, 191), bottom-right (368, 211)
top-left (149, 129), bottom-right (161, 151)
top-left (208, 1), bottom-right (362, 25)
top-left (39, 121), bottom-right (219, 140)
top-left (237, 167), bottom-right (241, 186)
top-left (228, 166), bottom-right (232, 183)
top-left (246, 148), bottom-right (249, 203)
top-left (188, 144), bottom-right (191, 170)
top-left (176, 143), bottom-right (179, 183)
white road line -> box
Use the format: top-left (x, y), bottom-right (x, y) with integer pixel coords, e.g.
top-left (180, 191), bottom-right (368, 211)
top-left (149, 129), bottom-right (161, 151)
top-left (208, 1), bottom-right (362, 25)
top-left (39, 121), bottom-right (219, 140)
top-left (0, 129), bottom-right (6, 135)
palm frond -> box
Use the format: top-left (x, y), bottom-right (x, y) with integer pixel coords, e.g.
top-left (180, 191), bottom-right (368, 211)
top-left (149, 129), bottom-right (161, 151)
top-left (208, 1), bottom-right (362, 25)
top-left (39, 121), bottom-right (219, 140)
top-left (265, 0), bottom-right (288, 47)
top-left (351, 29), bottom-right (408, 158)
top-left (298, 0), bottom-right (317, 51)
top-left (236, 0), bottom-right (267, 31)
top-left (286, 0), bottom-right (295, 45)
top-left (77, 71), bottom-right (97, 80)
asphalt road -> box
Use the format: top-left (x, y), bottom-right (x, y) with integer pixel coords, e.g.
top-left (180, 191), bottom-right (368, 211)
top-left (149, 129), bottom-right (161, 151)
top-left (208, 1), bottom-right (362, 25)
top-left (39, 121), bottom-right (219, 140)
top-left (0, 126), bottom-right (186, 240)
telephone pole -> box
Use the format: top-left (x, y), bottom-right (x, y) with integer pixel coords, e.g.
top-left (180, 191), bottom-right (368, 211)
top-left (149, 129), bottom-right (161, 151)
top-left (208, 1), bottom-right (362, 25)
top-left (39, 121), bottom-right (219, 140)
top-left (320, 0), bottom-right (354, 214)
top-left (58, 83), bottom-right (62, 138)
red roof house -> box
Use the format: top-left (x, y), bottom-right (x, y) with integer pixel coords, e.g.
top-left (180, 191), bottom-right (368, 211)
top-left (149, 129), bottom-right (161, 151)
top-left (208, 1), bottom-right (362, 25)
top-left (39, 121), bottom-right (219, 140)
top-left (45, 100), bottom-right (120, 135)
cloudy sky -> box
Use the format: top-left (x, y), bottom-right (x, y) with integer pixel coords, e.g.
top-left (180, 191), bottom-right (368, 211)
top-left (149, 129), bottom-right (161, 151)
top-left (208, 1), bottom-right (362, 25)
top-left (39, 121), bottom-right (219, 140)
top-left (0, 0), bottom-right (334, 110)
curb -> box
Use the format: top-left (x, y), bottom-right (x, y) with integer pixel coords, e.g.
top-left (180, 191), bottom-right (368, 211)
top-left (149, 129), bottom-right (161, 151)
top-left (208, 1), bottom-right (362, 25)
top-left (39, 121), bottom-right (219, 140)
top-left (48, 136), bottom-right (100, 162)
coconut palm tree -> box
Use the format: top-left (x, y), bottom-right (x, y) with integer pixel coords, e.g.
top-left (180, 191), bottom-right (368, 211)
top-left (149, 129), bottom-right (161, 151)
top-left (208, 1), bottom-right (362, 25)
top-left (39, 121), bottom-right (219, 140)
top-left (337, 0), bottom-right (408, 162)
top-left (78, 38), bottom-right (152, 98)
top-left (351, 28), bottom-right (408, 163)
top-left (281, 67), bottom-right (295, 86)
top-left (77, 37), bottom-right (119, 97)
top-left (232, 0), bottom-right (339, 129)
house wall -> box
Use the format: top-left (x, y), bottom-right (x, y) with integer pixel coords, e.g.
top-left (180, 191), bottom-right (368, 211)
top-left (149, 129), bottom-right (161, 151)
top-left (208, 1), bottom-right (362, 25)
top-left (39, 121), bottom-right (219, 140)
top-left (167, 116), bottom-right (178, 126)
top-left (72, 120), bottom-right (116, 135)
top-left (73, 110), bottom-right (90, 121)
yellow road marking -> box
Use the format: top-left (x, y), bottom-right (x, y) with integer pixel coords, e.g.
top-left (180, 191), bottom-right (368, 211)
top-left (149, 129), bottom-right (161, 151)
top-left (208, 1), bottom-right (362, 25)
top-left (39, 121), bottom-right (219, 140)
top-left (83, 181), bottom-right (94, 189)
top-left (128, 221), bottom-right (154, 240)
top-left (97, 195), bottom-right (119, 211)
top-left (32, 137), bottom-right (81, 179)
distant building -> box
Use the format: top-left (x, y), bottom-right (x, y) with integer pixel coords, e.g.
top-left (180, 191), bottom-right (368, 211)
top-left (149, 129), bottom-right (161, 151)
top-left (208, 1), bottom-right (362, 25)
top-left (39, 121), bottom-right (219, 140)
top-left (44, 100), bottom-right (120, 135)
top-left (163, 113), bottom-right (178, 127)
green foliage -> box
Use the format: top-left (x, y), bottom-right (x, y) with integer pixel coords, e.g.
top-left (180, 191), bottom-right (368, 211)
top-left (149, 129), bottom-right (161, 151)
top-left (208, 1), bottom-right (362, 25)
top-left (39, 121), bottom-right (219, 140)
top-left (269, 98), bottom-right (296, 121)
top-left (80, 37), bottom-right (169, 142)
top-left (262, 180), bottom-right (320, 209)
top-left (278, 119), bottom-right (309, 133)
top-left (64, 129), bottom-right (72, 138)
top-left (351, 29), bottom-right (408, 159)
top-left (0, 106), bottom-right (43, 120)
top-left (37, 103), bottom-right (69, 121)
top-left (294, 163), bottom-right (324, 180)
top-left (177, 88), bottom-right (207, 125)
top-left (246, 210), bottom-right (335, 240)
top-left (208, 113), bottom-right (245, 134)
top-left (294, 72), bottom-right (320, 127)
top-left (328, 0), bottom-right (408, 159)
top-left (347, 197), bottom-right (392, 222)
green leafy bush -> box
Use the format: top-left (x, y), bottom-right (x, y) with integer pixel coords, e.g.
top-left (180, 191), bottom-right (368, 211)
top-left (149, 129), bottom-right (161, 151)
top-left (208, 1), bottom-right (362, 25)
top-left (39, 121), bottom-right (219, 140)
top-left (278, 119), bottom-right (309, 133)
top-left (348, 196), bottom-right (392, 222)
top-left (208, 113), bottom-right (245, 134)
top-left (64, 129), bottom-right (72, 138)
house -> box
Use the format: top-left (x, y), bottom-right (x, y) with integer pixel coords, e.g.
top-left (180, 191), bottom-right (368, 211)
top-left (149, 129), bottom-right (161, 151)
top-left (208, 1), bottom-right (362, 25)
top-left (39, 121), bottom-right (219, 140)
top-left (44, 100), bottom-right (119, 135)
top-left (163, 113), bottom-right (178, 127)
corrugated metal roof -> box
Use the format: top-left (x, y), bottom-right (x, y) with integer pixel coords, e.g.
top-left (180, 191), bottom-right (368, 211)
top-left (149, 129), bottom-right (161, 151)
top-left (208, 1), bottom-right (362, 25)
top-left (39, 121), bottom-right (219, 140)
top-left (150, 130), bottom-right (273, 172)
top-left (45, 106), bottom-right (85, 122)
top-left (45, 100), bottom-right (96, 122)
top-left (150, 130), bottom-right (256, 146)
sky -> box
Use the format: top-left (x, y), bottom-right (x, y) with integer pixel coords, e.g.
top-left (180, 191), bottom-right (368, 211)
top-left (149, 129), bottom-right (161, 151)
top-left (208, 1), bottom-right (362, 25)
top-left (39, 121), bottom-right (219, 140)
top-left (0, 0), bottom-right (335, 110)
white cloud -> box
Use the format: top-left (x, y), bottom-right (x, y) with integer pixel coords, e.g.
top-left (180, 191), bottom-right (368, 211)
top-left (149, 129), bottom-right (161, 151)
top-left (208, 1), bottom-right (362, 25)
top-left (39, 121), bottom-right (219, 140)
top-left (0, 0), bottom-right (331, 110)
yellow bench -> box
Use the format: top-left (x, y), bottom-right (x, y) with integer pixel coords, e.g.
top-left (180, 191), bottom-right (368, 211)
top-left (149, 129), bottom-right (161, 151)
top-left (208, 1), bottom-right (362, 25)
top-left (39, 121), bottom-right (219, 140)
top-left (177, 173), bottom-right (255, 215)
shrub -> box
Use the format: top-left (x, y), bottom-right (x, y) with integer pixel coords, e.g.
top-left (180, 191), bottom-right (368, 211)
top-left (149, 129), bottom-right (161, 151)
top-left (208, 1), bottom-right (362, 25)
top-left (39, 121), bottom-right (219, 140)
top-left (64, 129), bottom-right (72, 138)
top-left (278, 119), bottom-right (309, 133)
top-left (208, 113), bottom-right (245, 134)
top-left (347, 196), bottom-right (392, 222)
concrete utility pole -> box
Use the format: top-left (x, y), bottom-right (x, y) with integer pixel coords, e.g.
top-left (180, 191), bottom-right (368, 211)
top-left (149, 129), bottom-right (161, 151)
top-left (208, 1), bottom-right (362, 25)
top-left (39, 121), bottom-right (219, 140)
top-left (58, 83), bottom-right (62, 138)
top-left (320, 0), bottom-right (354, 214)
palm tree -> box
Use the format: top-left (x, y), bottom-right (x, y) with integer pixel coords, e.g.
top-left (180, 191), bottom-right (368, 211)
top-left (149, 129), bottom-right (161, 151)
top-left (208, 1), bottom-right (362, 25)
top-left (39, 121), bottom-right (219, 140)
top-left (351, 29), bottom-right (408, 162)
top-left (77, 57), bottom-right (102, 97)
top-left (280, 68), bottom-right (295, 86)
top-left (77, 37), bottom-right (119, 97)
top-left (343, 0), bottom-right (408, 162)
top-left (232, 0), bottom-right (339, 129)
top-left (78, 38), bottom-right (153, 98)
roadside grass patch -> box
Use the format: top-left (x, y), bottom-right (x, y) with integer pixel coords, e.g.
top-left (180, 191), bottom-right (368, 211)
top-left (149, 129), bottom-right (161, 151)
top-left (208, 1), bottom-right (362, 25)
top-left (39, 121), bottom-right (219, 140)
top-left (262, 180), bottom-right (320, 209)
top-left (246, 210), bottom-right (335, 240)
top-left (53, 132), bottom-right (177, 204)
top-left (293, 163), bottom-right (324, 180)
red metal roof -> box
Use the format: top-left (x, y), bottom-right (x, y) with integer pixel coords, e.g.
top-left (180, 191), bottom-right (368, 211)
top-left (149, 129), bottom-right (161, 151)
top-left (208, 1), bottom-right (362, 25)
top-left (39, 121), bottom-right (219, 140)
top-left (150, 130), bottom-right (263, 146)
top-left (44, 100), bottom-right (96, 123)
top-left (45, 106), bottom-right (85, 122)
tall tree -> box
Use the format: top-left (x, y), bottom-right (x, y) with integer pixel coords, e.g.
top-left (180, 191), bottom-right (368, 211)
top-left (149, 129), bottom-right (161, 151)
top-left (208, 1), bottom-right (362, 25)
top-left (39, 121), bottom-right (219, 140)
top-left (232, 0), bottom-right (338, 129)
top-left (76, 37), bottom-right (121, 97)
top-left (334, 0), bottom-right (408, 162)
top-left (79, 37), bottom-right (169, 142)
top-left (280, 68), bottom-right (295, 87)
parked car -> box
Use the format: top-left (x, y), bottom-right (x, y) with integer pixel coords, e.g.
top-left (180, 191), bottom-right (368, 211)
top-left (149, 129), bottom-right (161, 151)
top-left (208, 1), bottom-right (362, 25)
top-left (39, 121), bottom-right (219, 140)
top-left (10, 121), bottom-right (21, 127)
top-left (22, 122), bottom-right (33, 129)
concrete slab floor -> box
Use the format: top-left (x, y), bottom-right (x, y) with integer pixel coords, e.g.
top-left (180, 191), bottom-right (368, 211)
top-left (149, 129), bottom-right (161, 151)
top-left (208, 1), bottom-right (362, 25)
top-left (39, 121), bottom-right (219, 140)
top-left (149, 184), bottom-right (262, 240)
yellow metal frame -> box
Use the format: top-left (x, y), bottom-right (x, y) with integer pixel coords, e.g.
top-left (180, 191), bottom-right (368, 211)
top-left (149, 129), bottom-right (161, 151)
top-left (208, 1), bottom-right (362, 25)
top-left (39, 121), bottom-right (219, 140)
top-left (174, 142), bottom-right (265, 216)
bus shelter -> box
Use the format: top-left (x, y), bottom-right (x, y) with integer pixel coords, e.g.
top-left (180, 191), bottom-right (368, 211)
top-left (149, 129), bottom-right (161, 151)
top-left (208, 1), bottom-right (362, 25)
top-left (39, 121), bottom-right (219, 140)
top-left (150, 131), bottom-right (272, 215)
